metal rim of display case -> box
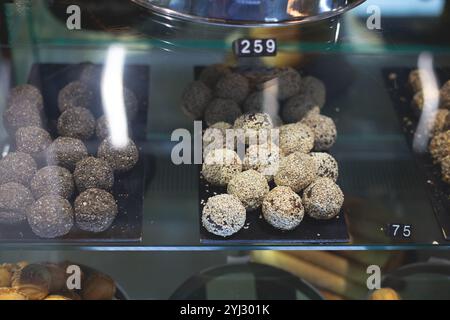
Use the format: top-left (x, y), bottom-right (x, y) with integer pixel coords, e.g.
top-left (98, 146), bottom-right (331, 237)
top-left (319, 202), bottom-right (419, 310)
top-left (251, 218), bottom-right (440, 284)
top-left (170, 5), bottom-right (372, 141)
top-left (130, 0), bottom-right (366, 28)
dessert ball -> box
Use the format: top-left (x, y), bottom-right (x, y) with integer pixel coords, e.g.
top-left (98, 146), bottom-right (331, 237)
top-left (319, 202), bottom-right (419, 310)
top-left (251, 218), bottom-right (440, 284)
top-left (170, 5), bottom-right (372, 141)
top-left (412, 91), bottom-right (424, 112)
top-left (243, 143), bottom-right (282, 181)
top-left (74, 188), bottom-right (118, 233)
top-left (95, 115), bottom-right (133, 141)
top-left (27, 195), bottom-right (74, 238)
top-left (262, 186), bottom-right (304, 231)
top-left (0, 152), bottom-right (37, 185)
top-left (202, 148), bottom-right (242, 186)
top-left (74, 157), bottom-right (114, 192)
top-left (199, 64), bottom-right (231, 88)
top-left (97, 138), bottom-right (139, 172)
top-left (233, 112), bottom-right (273, 145)
top-left (299, 76), bottom-right (326, 108)
top-left (301, 113), bottom-right (337, 151)
top-left (7, 84), bottom-right (43, 112)
top-left (79, 63), bottom-right (102, 86)
top-left (281, 93), bottom-right (318, 123)
top-left (215, 73), bottom-right (250, 103)
top-left (227, 170), bottom-right (269, 210)
top-left (181, 81), bottom-right (212, 119)
top-left (202, 194), bottom-right (246, 237)
top-left (3, 103), bottom-right (43, 135)
top-left (408, 70), bottom-right (422, 93)
top-left (440, 80), bottom-right (450, 110)
top-left (30, 166), bottom-right (74, 199)
top-left (0, 182), bottom-right (34, 224)
top-left (203, 122), bottom-right (234, 153)
top-left (122, 87), bottom-right (139, 120)
top-left (310, 152), bottom-right (339, 182)
top-left (243, 90), bottom-right (279, 114)
top-left (303, 178), bottom-right (344, 220)
top-left (274, 152), bottom-right (317, 192)
top-left (273, 67), bottom-right (302, 100)
top-left (58, 81), bottom-right (96, 113)
top-left (430, 109), bottom-right (450, 135)
top-left (279, 122), bottom-right (315, 155)
top-left (429, 130), bottom-right (450, 163)
top-left (441, 155), bottom-right (450, 184)
top-left (204, 99), bottom-right (242, 127)
top-left (15, 126), bottom-right (52, 159)
top-left (46, 137), bottom-right (88, 171)
top-left (57, 107), bottom-right (95, 140)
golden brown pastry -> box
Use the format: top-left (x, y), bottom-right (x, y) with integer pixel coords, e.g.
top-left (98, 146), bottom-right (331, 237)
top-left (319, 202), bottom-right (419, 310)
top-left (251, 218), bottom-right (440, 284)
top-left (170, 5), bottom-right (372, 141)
top-left (12, 264), bottom-right (51, 300)
top-left (0, 266), bottom-right (12, 287)
top-left (369, 288), bottom-right (401, 300)
top-left (0, 287), bottom-right (28, 300)
top-left (43, 263), bottom-right (67, 293)
top-left (81, 272), bottom-right (116, 300)
top-left (44, 295), bottom-right (71, 300)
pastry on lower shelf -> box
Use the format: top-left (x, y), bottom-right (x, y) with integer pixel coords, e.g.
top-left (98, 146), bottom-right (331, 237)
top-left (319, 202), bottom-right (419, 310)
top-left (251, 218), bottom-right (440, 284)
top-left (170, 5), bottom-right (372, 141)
top-left (0, 265), bottom-right (12, 287)
top-left (44, 295), bottom-right (72, 300)
top-left (81, 272), bottom-right (116, 300)
top-left (0, 287), bottom-right (28, 300)
top-left (12, 264), bottom-right (51, 300)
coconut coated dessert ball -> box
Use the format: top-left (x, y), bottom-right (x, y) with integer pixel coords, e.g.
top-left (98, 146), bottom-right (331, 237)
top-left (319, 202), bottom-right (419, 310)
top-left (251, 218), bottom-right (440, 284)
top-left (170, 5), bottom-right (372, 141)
top-left (181, 81), bottom-right (212, 120)
top-left (299, 76), bottom-right (326, 108)
top-left (429, 130), bottom-right (450, 163)
top-left (282, 93), bottom-right (318, 123)
top-left (16, 126), bottom-right (52, 159)
top-left (227, 170), bottom-right (269, 210)
top-left (274, 152), bottom-right (317, 193)
top-left (74, 157), bottom-right (114, 192)
top-left (279, 122), bottom-right (315, 155)
top-left (46, 137), bottom-right (88, 171)
top-left (243, 90), bottom-right (279, 114)
top-left (204, 99), bottom-right (242, 127)
top-left (440, 80), bottom-right (450, 110)
top-left (243, 143), bottom-right (282, 181)
top-left (303, 178), bottom-right (344, 220)
top-left (57, 107), bottom-right (95, 140)
top-left (215, 73), bottom-right (250, 103)
top-left (58, 81), bottom-right (96, 113)
top-left (27, 195), bottom-right (74, 238)
top-left (74, 188), bottom-right (118, 233)
top-left (202, 148), bottom-right (242, 186)
top-left (7, 84), bottom-right (43, 112)
top-left (202, 194), bottom-right (246, 237)
top-left (408, 70), bottom-right (422, 93)
top-left (97, 138), bottom-right (139, 172)
top-left (310, 152), bottom-right (339, 182)
top-left (233, 112), bottom-right (273, 145)
top-left (441, 155), bottom-right (450, 184)
top-left (262, 186), bottom-right (304, 231)
top-left (30, 166), bottom-right (75, 199)
top-left (274, 67), bottom-right (302, 100)
top-left (301, 113), bottom-right (337, 151)
top-left (199, 64), bottom-right (231, 88)
top-left (3, 103), bottom-right (43, 135)
top-left (0, 152), bottom-right (37, 185)
top-left (0, 182), bottom-right (34, 225)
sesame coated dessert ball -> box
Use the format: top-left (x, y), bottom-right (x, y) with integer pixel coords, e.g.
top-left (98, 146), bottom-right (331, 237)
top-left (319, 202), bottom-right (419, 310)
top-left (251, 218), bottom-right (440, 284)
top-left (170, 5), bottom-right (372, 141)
top-left (233, 112), bottom-right (273, 145)
top-left (203, 122), bottom-right (234, 153)
top-left (408, 70), bottom-right (422, 93)
top-left (411, 91), bottom-right (424, 112)
top-left (281, 93), bottom-right (318, 123)
top-left (430, 109), bottom-right (450, 135)
top-left (181, 81), bottom-right (212, 120)
top-left (202, 148), bottom-right (242, 186)
top-left (279, 122), bottom-right (315, 155)
top-left (57, 81), bottom-right (96, 113)
top-left (74, 157), bottom-right (114, 192)
top-left (243, 90), bottom-right (279, 114)
top-left (262, 186), bottom-right (304, 231)
top-left (199, 64), bottom-right (231, 88)
top-left (57, 107), bottom-right (95, 140)
top-left (97, 138), bottom-right (139, 172)
top-left (204, 99), bottom-right (242, 127)
top-left (429, 130), bottom-right (450, 163)
top-left (74, 188), bottom-right (118, 233)
top-left (0, 152), bottom-right (37, 185)
top-left (202, 194), bottom-right (246, 237)
top-left (310, 152), bottom-right (339, 182)
top-left (215, 73), bottom-right (250, 103)
top-left (15, 126), bottom-right (52, 159)
top-left (299, 76), bottom-right (326, 109)
top-left (441, 155), bottom-right (450, 184)
top-left (274, 152), bottom-right (317, 193)
top-left (30, 166), bottom-right (75, 199)
top-left (273, 67), bottom-right (302, 100)
top-left (301, 113), bottom-right (337, 151)
top-left (243, 143), bottom-right (282, 181)
top-left (27, 195), bottom-right (74, 238)
top-left (0, 182), bottom-right (34, 225)
top-left (7, 84), bottom-right (43, 112)
top-left (46, 137), bottom-right (88, 171)
top-left (440, 80), bottom-right (450, 110)
top-left (227, 170), bottom-right (270, 210)
top-left (302, 178), bottom-right (344, 220)
top-left (3, 103), bottom-right (43, 135)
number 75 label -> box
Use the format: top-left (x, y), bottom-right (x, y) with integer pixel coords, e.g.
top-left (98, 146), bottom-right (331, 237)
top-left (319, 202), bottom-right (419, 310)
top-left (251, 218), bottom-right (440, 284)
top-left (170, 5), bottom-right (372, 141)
top-left (387, 224), bottom-right (412, 239)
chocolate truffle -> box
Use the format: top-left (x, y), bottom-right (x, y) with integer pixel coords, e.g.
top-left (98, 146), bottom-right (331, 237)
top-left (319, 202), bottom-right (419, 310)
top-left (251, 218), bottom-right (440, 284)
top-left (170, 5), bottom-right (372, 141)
top-left (243, 90), bottom-right (279, 114)
top-left (74, 157), bottom-right (114, 192)
top-left (204, 99), bottom-right (242, 127)
top-left (199, 64), bottom-right (231, 88)
top-left (46, 137), bottom-right (88, 171)
top-left (202, 148), bottom-right (242, 186)
top-left (243, 143), bottom-right (282, 181)
top-left (27, 195), bottom-right (74, 238)
top-left (233, 112), bottom-right (273, 145)
top-left (441, 155), bottom-right (450, 184)
top-left (202, 194), bottom-right (246, 237)
top-left (16, 126), bottom-right (52, 159)
top-left (282, 93), bottom-right (318, 123)
top-left (57, 107), bottom-right (95, 140)
top-left (97, 138), bottom-right (139, 172)
top-left (440, 80), bottom-right (450, 110)
top-left (408, 70), bottom-right (422, 93)
top-left (301, 113), bottom-right (337, 151)
top-left (181, 81), bottom-right (212, 119)
top-left (227, 170), bottom-right (269, 210)
top-left (3, 104), bottom-right (43, 134)
top-left (30, 166), bottom-right (74, 199)
top-left (299, 76), bottom-right (326, 108)
top-left (274, 152), bottom-right (317, 193)
top-left (262, 186), bottom-right (304, 231)
top-left (0, 152), bottom-right (37, 185)
top-left (429, 130), bottom-right (450, 163)
top-left (58, 81), bottom-right (96, 113)
top-left (74, 188), bottom-right (118, 233)
top-left (7, 84), bottom-right (43, 112)
top-left (303, 178), bottom-right (344, 220)
top-left (310, 152), bottom-right (339, 182)
top-left (0, 182), bottom-right (34, 224)
top-left (215, 73), bottom-right (250, 103)
top-left (262, 67), bottom-right (301, 100)
top-left (279, 122), bottom-right (315, 155)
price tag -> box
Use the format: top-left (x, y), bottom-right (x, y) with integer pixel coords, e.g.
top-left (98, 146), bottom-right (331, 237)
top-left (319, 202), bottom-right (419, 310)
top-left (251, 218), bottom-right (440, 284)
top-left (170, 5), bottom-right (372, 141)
top-left (386, 224), bottom-right (413, 239)
top-left (233, 38), bottom-right (277, 57)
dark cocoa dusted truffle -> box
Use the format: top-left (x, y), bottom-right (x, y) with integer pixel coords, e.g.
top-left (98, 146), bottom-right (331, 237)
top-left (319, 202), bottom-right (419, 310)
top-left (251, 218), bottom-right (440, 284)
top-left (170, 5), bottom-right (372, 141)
top-left (97, 138), bottom-right (139, 172)
top-left (57, 107), bottom-right (95, 140)
top-left (74, 157), bottom-right (114, 192)
top-left (74, 188), bottom-right (118, 233)
top-left (46, 137), bottom-right (88, 171)
top-left (243, 90), bottom-right (279, 114)
top-left (7, 84), bottom-right (43, 112)
top-left (3, 103), bottom-right (43, 135)
top-left (260, 67), bottom-right (301, 101)
top-left (299, 76), bottom-right (326, 108)
top-left (26, 195), bottom-right (74, 238)
top-left (215, 73), bottom-right (250, 104)
top-left (0, 152), bottom-right (37, 185)
top-left (181, 81), bottom-right (212, 120)
top-left (204, 98), bottom-right (242, 127)
top-left (282, 93), bottom-right (318, 123)
top-left (0, 182), bottom-right (34, 225)
top-left (199, 64), bottom-right (231, 88)
top-left (15, 126), bottom-right (52, 159)
top-left (95, 115), bottom-right (132, 141)
top-left (58, 81), bottom-right (96, 113)
top-left (30, 166), bottom-right (75, 199)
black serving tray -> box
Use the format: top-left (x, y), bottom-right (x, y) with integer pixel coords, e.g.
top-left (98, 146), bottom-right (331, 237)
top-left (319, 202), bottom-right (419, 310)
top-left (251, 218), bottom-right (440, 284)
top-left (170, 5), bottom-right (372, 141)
top-left (383, 67), bottom-right (450, 240)
top-left (0, 63), bottom-right (149, 243)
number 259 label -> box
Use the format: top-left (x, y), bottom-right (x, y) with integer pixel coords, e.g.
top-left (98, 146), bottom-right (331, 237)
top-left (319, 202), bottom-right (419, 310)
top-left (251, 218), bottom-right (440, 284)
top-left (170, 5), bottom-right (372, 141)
top-left (233, 38), bottom-right (277, 57)
top-left (387, 224), bottom-right (412, 239)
